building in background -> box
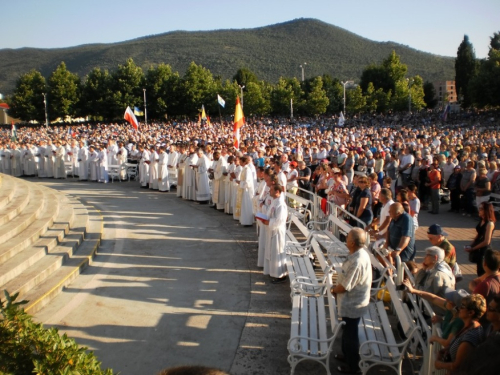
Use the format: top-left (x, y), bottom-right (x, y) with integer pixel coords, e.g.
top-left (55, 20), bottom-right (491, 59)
top-left (434, 81), bottom-right (458, 105)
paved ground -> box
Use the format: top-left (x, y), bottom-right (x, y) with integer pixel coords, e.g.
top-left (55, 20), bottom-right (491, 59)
top-left (31, 178), bottom-right (500, 375)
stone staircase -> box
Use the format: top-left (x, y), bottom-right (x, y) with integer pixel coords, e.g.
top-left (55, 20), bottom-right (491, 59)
top-left (0, 173), bottom-right (103, 314)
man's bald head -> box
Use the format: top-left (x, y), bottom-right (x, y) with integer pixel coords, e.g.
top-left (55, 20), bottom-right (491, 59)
top-left (389, 202), bottom-right (404, 216)
top-left (347, 227), bottom-right (366, 250)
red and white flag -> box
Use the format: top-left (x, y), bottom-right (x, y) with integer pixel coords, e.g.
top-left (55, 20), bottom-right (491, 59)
top-left (124, 106), bottom-right (139, 130)
top-left (233, 97), bottom-right (245, 149)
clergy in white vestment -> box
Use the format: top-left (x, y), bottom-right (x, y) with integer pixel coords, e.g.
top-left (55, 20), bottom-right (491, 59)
top-left (157, 146), bottom-right (170, 192)
top-left (87, 146), bottom-right (99, 181)
top-left (257, 175), bottom-right (274, 268)
top-left (107, 139), bottom-right (119, 166)
top-left (167, 145), bottom-right (179, 187)
top-left (262, 184), bottom-right (288, 282)
top-left (139, 145), bottom-right (150, 188)
top-left (224, 156), bottom-right (235, 214)
top-left (212, 151), bottom-right (227, 210)
top-left (97, 144), bottom-right (108, 183)
top-left (275, 161), bottom-right (287, 189)
top-left (44, 140), bottom-right (55, 178)
top-left (183, 146), bottom-right (198, 201)
top-left (69, 140), bottom-right (80, 176)
top-left (195, 149), bottom-right (211, 202)
top-left (11, 144), bottom-right (22, 177)
top-left (253, 167), bottom-right (267, 215)
top-left (53, 141), bottom-right (66, 179)
top-left (231, 157), bottom-right (242, 220)
top-left (77, 141), bottom-right (89, 180)
top-left (1, 145), bottom-right (11, 175)
top-left (23, 143), bottom-right (36, 176)
top-left (176, 147), bottom-right (187, 197)
top-left (116, 142), bottom-right (128, 180)
top-left (36, 141), bottom-right (46, 178)
top-left (149, 146), bottom-right (159, 190)
top-left (236, 156), bottom-right (255, 226)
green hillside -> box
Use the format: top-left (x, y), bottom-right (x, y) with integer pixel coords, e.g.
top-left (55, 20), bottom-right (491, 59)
top-left (0, 18), bottom-right (454, 95)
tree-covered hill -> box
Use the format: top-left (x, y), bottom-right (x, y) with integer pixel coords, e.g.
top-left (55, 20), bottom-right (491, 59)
top-left (0, 18), bottom-right (454, 95)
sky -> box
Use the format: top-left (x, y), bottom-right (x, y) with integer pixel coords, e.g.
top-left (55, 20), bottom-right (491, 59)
top-left (2, 0), bottom-right (498, 59)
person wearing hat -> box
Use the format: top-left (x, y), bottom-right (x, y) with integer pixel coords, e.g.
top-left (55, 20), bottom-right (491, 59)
top-left (414, 246), bottom-right (455, 314)
top-left (428, 224), bottom-right (457, 270)
top-left (447, 165), bottom-right (462, 213)
top-left (403, 280), bottom-right (468, 346)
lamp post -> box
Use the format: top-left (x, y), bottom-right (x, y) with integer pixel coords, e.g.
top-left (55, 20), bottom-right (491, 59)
top-left (407, 78), bottom-right (414, 114)
top-left (238, 84), bottom-right (245, 108)
top-left (42, 93), bottom-right (49, 128)
top-left (143, 88), bottom-right (148, 125)
top-left (300, 63), bottom-right (307, 82)
top-left (341, 80), bottom-right (354, 116)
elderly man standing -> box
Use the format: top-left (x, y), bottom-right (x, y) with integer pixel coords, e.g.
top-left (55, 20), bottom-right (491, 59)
top-left (427, 224), bottom-right (456, 270)
top-left (386, 202), bottom-right (416, 262)
top-left (331, 228), bottom-right (372, 374)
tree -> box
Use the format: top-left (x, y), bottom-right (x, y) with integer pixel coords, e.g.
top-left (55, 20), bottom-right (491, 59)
top-left (109, 58), bottom-right (144, 119)
top-left (455, 35), bottom-right (477, 108)
top-left (47, 62), bottom-right (80, 120)
top-left (304, 76), bottom-right (329, 116)
top-left (80, 68), bottom-right (113, 120)
top-left (144, 64), bottom-right (181, 119)
top-left (270, 77), bottom-right (304, 116)
top-left (490, 31), bottom-right (500, 51)
top-left (7, 70), bottom-right (46, 122)
top-left (423, 82), bottom-right (438, 109)
top-left (233, 68), bottom-right (258, 87)
top-left (346, 85), bottom-right (366, 115)
top-left (322, 75), bottom-right (343, 114)
top-left (180, 62), bottom-right (217, 116)
top-left (243, 81), bottom-right (271, 116)
top-left (364, 82), bottom-right (378, 113)
top-left (469, 37), bottom-right (500, 108)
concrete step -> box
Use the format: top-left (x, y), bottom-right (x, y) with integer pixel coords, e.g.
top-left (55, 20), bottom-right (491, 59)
top-left (0, 194), bottom-right (76, 288)
top-left (0, 178), bottom-right (31, 226)
top-left (1, 204), bottom-right (87, 298)
top-left (0, 184), bottom-right (45, 245)
top-left (24, 202), bottom-right (103, 314)
top-left (0, 187), bottom-right (63, 265)
top-left (0, 174), bottom-right (16, 210)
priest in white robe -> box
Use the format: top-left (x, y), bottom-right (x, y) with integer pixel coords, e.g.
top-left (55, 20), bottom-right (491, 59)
top-left (1, 145), bottom-right (11, 175)
top-left (236, 156), bottom-right (255, 226)
top-left (224, 156), bottom-right (235, 214)
top-left (36, 141), bottom-right (46, 178)
top-left (195, 149), bottom-right (211, 202)
top-left (44, 140), bottom-right (55, 178)
top-left (157, 146), bottom-right (170, 192)
top-left (139, 145), bottom-right (150, 188)
top-left (116, 142), bottom-right (128, 180)
top-left (212, 151), bottom-right (227, 210)
top-left (77, 141), bottom-right (89, 181)
top-left (53, 141), bottom-right (66, 179)
top-left (97, 144), bottom-right (108, 183)
top-left (11, 144), bottom-right (22, 177)
top-left (262, 184), bottom-right (288, 282)
top-left (231, 157), bottom-right (242, 220)
top-left (149, 146), bottom-right (159, 190)
top-left (87, 146), bottom-right (99, 182)
top-left (167, 145), bottom-right (179, 187)
top-left (176, 147), bottom-right (187, 197)
top-left (183, 147), bottom-right (198, 201)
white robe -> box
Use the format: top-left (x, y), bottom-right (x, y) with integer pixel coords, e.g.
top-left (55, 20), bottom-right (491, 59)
top-left (224, 163), bottom-right (234, 214)
top-left (176, 153), bottom-right (187, 197)
top-left (107, 144), bottom-right (119, 165)
top-left (44, 145), bottom-right (55, 178)
top-left (36, 146), bottom-right (46, 177)
top-left (1, 148), bottom-right (11, 175)
top-left (117, 147), bottom-right (128, 180)
top-left (23, 147), bottom-right (36, 176)
top-left (140, 150), bottom-right (150, 187)
top-left (88, 151), bottom-right (99, 181)
top-left (263, 196), bottom-right (288, 278)
top-left (238, 164), bottom-right (255, 226)
top-left (70, 146), bottom-right (80, 174)
top-left (258, 187), bottom-right (272, 268)
top-left (158, 152), bottom-right (170, 192)
top-left (231, 165), bottom-right (242, 220)
top-left (212, 157), bottom-right (227, 210)
top-left (53, 146), bottom-right (66, 179)
top-left (183, 153), bottom-right (198, 200)
top-left (167, 151), bottom-right (178, 186)
top-left (78, 147), bottom-right (89, 180)
top-left (11, 149), bottom-right (22, 177)
top-left (149, 151), bottom-right (159, 190)
top-left (97, 150), bottom-right (108, 183)
top-left (196, 154), bottom-right (211, 201)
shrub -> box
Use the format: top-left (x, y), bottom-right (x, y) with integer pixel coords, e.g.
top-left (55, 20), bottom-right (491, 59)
top-left (0, 291), bottom-right (114, 375)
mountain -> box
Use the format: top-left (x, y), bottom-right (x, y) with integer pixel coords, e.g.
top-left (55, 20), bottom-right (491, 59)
top-left (0, 18), bottom-right (454, 95)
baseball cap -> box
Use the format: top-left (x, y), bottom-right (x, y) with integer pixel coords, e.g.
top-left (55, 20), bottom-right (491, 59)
top-left (444, 288), bottom-right (469, 306)
top-left (427, 224), bottom-right (448, 236)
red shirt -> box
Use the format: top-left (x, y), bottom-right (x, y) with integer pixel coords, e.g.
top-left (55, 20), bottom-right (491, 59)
top-left (429, 169), bottom-right (441, 189)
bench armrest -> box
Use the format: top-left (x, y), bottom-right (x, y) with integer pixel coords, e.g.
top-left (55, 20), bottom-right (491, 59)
top-left (359, 326), bottom-right (420, 362)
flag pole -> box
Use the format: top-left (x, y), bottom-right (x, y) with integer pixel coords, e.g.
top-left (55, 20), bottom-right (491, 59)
top-left (218, 101), bottom-right (222, 127)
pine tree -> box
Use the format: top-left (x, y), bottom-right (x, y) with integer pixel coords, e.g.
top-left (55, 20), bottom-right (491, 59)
top-left (455, 35), bottom-right (477, 108)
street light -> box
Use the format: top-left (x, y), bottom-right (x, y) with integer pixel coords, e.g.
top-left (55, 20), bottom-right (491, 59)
top-left (300, 63), bottom-right (307, 82)
top-left (143, 88), bottom-right (148, 125)
top-left (238, 84), bottom-right (245, 108)
top-left (341, 80), bottom-right (354, 116)
top-left (42, 93), bottom-right (49, 128)
top-left (407, 78), bottom-right (414, 114)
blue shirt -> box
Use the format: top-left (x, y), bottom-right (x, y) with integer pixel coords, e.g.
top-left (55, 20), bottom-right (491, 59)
top-left (388, 211), bottom-right (415, 261)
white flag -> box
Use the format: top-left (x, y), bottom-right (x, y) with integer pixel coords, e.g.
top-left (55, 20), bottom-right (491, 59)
top-left (217, 94), bottom-right (225, 108)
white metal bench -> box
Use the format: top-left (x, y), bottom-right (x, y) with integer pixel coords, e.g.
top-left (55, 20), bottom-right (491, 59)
top-left (286, 192), bottom-right (313, 225)
top-left (287, 273), bottom-right (345, 375)
top-left (107, 164), bottom-right (122, 183)
top-left (64, 162), bottom-right (74, 178)
top-left (125, 163), bottom-right (138, 181)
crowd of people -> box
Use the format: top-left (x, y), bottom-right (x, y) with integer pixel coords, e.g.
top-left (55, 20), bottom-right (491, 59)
top-left (1, 109), bottom-right (500, 374)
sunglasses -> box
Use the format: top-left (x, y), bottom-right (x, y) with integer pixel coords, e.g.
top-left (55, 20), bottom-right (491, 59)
top-left (487, 307), bottom-right (500, 313)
